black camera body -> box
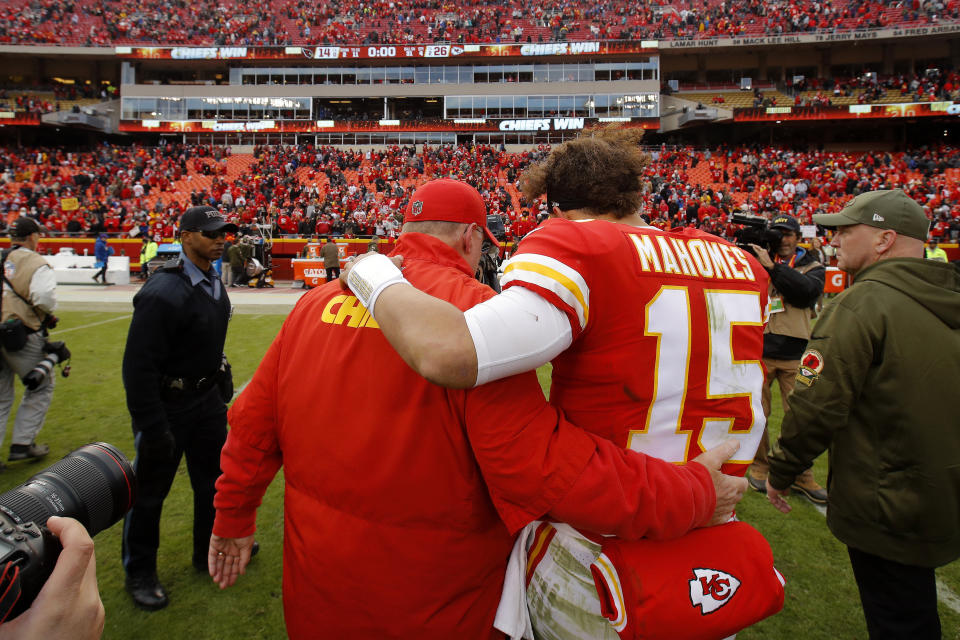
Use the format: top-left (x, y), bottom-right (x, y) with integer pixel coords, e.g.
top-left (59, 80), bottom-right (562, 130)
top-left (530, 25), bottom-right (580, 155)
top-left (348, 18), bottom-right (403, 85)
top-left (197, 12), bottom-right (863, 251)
top-left (0, 518), bottom-right (61, 617)
top-left (0, 443), bottom-right (135, 619)
top-left (732, 213), bottom-right (784, 256)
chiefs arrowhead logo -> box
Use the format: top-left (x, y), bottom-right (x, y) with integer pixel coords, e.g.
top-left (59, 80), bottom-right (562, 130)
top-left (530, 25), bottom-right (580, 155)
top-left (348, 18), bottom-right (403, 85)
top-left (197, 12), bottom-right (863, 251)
top-left (689, 568), bottom-right (740, 614)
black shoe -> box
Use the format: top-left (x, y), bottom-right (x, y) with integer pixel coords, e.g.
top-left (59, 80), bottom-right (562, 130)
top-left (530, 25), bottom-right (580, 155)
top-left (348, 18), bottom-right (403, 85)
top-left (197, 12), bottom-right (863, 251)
top-left (251, 541), bottom-right (260, 558)
top-left (747, 475), bottom-right (767, 494)
top-left (9, 442), bottom-right (49, 462)
top-left (125, 572), bottom-right (169, 611)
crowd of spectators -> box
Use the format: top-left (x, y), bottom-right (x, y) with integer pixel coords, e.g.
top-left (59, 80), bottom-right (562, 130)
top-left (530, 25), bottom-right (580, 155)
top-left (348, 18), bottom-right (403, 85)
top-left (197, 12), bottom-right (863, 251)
top-left (0, 90), bottom-right (55, 114)
top-left (790, 68), bottom-right (960, 105)
top-left (0, 0), bottom-right (957, 46)
top-left (0, 141), bottom-right (958, 248)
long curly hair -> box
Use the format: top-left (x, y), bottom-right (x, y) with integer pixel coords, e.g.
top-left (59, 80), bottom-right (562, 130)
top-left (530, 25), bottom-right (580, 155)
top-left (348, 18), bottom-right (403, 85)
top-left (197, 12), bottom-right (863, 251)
top-left (520, 125), bottom-right (649, 219)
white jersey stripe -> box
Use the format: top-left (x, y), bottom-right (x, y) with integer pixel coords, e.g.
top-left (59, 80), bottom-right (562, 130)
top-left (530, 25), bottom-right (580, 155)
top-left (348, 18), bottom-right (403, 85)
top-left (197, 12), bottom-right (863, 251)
top-left (501, 253), bottom-right (590, 331)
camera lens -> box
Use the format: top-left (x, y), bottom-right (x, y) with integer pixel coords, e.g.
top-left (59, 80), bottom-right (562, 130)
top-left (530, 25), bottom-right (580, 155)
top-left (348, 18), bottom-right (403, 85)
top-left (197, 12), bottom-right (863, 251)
top-left (0, 443), bottom-right (136, 537)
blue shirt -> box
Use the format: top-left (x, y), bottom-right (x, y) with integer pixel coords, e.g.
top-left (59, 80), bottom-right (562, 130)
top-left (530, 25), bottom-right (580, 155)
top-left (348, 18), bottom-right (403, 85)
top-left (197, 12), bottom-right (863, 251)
top-left (181, 253), bottom-right (222, 301)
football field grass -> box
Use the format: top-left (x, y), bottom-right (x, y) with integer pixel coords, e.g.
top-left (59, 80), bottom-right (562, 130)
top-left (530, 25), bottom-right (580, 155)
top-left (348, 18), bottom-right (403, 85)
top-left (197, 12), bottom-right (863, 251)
top-left (0, 309), bottom-right (955, 639)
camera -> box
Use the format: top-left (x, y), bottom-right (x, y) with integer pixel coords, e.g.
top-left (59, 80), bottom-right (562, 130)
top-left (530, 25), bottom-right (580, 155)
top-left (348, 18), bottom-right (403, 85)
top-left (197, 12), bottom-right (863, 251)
top-left (0, 443), bottom-right (135, 619)
top-left (22, 341), bottom-right (70, 391)
top-left (731, 212), bottom-right (783, 256)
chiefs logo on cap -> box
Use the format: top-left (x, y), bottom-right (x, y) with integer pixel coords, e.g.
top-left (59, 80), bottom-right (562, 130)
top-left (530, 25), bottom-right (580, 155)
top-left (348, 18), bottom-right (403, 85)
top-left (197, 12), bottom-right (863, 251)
top-left (411, 201), bottom-right (423, 216)
top-left (689, 568), bottom-right (740, 615)
top-left (796, 349), bottom-right (825, 387)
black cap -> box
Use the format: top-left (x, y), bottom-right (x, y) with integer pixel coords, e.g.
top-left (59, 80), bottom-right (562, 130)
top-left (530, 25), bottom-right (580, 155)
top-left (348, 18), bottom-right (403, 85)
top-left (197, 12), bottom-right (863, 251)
top-left (769, 214), bottom-right (801, 234)
top-left (179, 206), bottom-right (238, 234)
top-left (10, 217), bottom-right (42, 239)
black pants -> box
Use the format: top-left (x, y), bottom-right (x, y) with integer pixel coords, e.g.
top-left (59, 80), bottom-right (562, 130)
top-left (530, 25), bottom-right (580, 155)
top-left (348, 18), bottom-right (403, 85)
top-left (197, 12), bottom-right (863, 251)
top-left (122, 389), bottom-right (227, 576)
top-left (93, 264), bottom-right (108, 283)
top-left (847, 546), bottom-right (940, 639)
top-left (326, 266), bottom-right (340, 281)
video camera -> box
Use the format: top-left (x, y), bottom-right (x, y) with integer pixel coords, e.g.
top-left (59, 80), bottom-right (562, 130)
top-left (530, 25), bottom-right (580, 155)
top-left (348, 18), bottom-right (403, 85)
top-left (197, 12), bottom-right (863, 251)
top-left (477, 214), bottom-right (505, 293)
top-left (0, 443), bottom-right (135, 620)
top-left (731, 213), bottom-right (784, 256)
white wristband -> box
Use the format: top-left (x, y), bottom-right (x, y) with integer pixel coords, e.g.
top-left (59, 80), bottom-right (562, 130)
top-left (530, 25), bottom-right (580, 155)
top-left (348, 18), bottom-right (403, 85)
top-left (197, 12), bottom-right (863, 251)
top-left (345, 253), bottom-right (409, 317)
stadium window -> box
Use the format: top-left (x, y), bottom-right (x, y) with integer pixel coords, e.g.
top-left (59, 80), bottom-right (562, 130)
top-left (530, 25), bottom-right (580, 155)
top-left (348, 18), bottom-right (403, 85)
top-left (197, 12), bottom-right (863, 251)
top-left (356, 68), bottom-right (372, 85)
top-left (518, 65), bottom-right (533, 83)
top-left (342, 71), bottom-right (357, 84)
top-left (548, 65), bottom-right (564, 82)
top-left (386, 68), bottom-right (401, 84)
top-left (527, 96), bottom-right (544, 117)
top-left (400, 67), bottom-right (415, 84)
top-left (533, 64), bottom-right (549, 83)
top-left (444, 96), bottom-right (458, 118)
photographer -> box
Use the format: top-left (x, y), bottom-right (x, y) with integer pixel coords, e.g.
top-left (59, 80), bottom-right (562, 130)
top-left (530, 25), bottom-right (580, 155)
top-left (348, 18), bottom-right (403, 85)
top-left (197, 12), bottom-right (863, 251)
top-left (0, 217), bottom-right (57, 466)
top-left (746, 214), bottom-right (828, 504)
top-left (0, 517), bottom-right (104, 640)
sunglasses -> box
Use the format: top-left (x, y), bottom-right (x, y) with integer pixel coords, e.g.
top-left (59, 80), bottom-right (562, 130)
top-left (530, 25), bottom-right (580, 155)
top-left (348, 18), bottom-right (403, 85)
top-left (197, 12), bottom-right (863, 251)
top-left (192, 229), bottom-right (227, 239)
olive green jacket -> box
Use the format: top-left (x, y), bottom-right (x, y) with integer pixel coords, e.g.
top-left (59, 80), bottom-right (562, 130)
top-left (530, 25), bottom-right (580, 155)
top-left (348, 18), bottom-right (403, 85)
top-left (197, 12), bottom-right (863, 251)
top-left (769, 258), bottom-right (960, 568)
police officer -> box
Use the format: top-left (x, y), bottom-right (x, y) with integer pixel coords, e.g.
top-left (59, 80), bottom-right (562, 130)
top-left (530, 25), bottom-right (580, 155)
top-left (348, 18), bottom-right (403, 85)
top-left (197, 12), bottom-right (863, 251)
top-left (746, 214), bottom-right (828, 505)
top-left (121, 206), bottom-right (237, 610)
top-left (0, 217), bottom-right (58, 466)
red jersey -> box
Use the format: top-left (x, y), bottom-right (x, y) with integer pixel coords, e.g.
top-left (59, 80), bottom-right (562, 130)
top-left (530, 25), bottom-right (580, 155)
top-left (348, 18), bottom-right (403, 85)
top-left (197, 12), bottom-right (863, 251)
top-left (502, 219), bottom-right (770, 474)
top-left (504, 220), bottom-right (782, 639)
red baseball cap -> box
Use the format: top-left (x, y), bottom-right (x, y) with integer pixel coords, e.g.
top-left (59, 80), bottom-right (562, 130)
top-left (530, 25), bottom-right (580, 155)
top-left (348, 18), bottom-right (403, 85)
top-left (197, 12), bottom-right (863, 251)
top-left (405, 179), bottom-right (499, 246)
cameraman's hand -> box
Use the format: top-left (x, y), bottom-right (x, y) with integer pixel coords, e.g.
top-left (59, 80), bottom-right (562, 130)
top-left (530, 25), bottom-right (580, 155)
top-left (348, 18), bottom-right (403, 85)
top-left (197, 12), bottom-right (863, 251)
top-left (0, 517), bottom-right (103, 640)
top-left (691, 440), bottom-right (749, 526)
top-left (138, 429), bottom-right (176, 461)
top-left (208, 534), bottom-right (256, 590)
top-left (747, 243), bottom-right (774, 269)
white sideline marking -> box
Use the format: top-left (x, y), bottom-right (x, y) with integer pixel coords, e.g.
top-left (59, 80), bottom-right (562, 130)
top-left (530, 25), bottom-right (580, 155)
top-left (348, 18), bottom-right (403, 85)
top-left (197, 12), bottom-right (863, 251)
top-left (231, 379), bottom-right (250, 402)
top-left (809, 501), bottom-right (959, 612)
top-left (49, 314), bottom-right (131, 335)
top-left (936, 580), bottom-right (960, 614)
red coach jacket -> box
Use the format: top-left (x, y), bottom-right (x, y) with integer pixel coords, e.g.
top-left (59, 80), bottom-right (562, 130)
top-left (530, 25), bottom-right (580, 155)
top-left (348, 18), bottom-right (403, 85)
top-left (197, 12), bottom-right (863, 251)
top-left (214, 232), bottom-right (714, 639)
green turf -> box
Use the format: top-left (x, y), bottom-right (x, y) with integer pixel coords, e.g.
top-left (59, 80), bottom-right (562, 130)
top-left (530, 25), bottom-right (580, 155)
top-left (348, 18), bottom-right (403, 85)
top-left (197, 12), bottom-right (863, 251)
top-left (0, 310), bottom-right (954, 639)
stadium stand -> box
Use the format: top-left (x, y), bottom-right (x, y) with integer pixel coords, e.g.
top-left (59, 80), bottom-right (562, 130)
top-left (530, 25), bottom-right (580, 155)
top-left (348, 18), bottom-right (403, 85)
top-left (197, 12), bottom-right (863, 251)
top-left (1, 143), bottom-right (957, 252)
top-left (0, 0), bottom-right (957, 46)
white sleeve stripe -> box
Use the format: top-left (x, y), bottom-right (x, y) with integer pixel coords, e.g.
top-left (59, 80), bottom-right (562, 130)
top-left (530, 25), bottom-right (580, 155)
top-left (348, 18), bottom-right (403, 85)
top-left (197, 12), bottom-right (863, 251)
top-left (501, 253), bottom-right (589, 330)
